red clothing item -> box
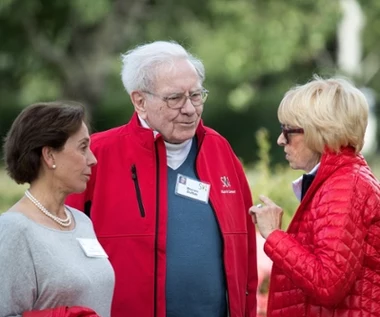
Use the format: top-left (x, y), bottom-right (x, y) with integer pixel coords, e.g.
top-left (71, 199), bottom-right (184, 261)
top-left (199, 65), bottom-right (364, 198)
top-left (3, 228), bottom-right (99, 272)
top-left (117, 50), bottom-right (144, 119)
top-left (265, 147), bottom-right (380, 316)
top-left (66, 113), bottom-right (258, 317)
top-left (23, 306), bottom-right (99, 317)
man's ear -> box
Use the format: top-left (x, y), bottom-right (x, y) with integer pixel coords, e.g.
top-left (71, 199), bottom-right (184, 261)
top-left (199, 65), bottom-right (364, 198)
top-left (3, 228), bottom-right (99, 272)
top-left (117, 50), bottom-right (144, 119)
top-left (131, 91), bottom-right (147, 119)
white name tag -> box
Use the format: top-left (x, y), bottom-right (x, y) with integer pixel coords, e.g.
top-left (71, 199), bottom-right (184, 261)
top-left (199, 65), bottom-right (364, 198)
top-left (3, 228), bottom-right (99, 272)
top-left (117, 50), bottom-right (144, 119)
top-left (175, 174), bottom-right (211, 204)
top-left (77, 238), bottom-right (109, 258)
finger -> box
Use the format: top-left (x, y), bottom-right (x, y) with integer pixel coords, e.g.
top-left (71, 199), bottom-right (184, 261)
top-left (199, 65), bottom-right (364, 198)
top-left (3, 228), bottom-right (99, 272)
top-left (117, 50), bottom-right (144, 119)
top-left (248, 207), bottom-right (257, 222)
top-left (258, 195), bottom-right (275, 206)
top-left (249, 205), bottom-right (262, 214)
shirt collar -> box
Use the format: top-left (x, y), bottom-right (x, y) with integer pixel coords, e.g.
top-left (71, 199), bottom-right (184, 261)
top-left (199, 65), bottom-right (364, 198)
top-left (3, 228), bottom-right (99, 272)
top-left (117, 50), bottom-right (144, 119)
top-left (137, 115), bottom-right (192, 170)
top-left (292, 163), bottom-right (320, 201)
top-left (138, 115), bottom-right (159, 138)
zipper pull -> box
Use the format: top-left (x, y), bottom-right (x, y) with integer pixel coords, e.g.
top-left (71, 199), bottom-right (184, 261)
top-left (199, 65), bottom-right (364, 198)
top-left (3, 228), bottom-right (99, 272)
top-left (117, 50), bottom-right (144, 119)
top-left (131, 164), bottom-right (137, 180)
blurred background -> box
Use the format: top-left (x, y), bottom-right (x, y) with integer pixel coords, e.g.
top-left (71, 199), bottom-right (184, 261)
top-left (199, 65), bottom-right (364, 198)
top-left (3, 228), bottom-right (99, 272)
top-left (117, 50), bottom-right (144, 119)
top-left (1, 0), bottom-right (380, 164)
top-left (1, 1), bottom-right (380, 314)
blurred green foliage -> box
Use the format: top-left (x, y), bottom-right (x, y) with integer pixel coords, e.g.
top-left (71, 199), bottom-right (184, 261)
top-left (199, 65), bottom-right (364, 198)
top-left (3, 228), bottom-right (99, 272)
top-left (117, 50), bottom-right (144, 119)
top-left (0, 0), bottom-right (379, 166)
top-left (0, 169), bottom-right (27, 213)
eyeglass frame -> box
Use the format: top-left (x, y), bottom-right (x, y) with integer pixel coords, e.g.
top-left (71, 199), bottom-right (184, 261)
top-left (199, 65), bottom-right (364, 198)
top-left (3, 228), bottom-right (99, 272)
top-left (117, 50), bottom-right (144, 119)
top-left (280, 124), bottom-right (304, 144)
top-left (141, 88), bottom-right (209, 109)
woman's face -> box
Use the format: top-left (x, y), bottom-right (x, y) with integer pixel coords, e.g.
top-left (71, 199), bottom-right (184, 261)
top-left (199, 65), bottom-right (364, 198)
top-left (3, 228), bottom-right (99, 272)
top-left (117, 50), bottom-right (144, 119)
top-left (52, 121), bottom-right (97, 194)
top-left (277, 126), bottom-right (320, 173)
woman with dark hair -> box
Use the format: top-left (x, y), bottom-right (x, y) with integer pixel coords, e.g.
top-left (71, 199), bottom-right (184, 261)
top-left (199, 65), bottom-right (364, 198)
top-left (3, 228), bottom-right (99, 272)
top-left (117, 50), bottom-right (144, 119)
top-left (0, 102), bottom-right (115, 317)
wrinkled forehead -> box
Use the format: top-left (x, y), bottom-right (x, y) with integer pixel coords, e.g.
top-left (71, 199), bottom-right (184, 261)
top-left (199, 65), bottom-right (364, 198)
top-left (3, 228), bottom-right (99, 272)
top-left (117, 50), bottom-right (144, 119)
top-left (154, 59), bottom-right (202, 92)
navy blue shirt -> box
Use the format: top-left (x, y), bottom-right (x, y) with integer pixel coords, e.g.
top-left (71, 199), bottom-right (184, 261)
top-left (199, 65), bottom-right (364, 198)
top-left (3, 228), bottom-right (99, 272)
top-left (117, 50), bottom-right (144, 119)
top-left (165, 139), bottom-right (227, 317)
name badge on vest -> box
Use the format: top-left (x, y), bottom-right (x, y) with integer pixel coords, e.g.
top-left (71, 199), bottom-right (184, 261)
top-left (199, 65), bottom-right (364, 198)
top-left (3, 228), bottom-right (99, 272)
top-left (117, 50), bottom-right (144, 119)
top-left (77, 238), bottom-right (109, 258)
top-left (175, 173), bottom-right (211, 204)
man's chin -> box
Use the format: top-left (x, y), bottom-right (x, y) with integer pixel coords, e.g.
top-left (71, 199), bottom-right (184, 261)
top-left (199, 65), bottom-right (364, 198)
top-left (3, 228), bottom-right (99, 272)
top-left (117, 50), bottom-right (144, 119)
top-left (166, 132), bottom-right (196, 144)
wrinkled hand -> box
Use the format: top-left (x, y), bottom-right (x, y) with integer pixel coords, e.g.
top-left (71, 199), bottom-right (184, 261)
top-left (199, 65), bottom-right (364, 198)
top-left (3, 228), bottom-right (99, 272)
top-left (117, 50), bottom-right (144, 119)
top-left (249, 195), bottom-right (283, 239)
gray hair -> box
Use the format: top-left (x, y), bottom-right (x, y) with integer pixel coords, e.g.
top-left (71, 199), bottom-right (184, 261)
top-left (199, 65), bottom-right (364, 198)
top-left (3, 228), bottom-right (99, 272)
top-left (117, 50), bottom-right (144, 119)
top-left (121, 41), bottom-right (205, 94)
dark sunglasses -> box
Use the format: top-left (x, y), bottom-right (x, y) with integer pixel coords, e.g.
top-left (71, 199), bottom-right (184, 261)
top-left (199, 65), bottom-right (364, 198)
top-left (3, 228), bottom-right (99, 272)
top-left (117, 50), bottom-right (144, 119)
top-left (280, 124), bottom-right (304, 144)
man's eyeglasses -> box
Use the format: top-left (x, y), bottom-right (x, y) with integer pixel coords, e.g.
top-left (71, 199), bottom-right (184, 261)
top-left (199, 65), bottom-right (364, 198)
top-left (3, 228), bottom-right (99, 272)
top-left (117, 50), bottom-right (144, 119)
top-left (281, 124), bottom-right (304, 144)
top-left (143, 89), bottom-right (209, 109)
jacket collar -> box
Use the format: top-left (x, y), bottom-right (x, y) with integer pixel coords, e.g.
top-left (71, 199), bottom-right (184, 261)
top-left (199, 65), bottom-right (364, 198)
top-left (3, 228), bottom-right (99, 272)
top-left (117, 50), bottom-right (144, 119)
top-left (298, 146), bottom-right (365, 205)
top-left (287, 146), bottom-right (366, 232)
top-left (127, 112), bottom-right (208, 147)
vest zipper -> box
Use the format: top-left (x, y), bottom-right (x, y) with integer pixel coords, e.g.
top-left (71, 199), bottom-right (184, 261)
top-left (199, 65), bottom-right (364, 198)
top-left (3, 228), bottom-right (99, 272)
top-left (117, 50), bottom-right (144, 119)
top-left (131, 164), bottom-right (146, 217)
top-left (195, 135), bottom-right (231, 316)
top-left (154, 142), bottom-right (160, 317)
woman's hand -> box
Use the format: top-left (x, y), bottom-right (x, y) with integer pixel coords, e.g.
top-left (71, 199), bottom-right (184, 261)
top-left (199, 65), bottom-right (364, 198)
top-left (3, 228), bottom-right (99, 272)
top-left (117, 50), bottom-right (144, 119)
top-left (249, 195), bottom-right (283, 239)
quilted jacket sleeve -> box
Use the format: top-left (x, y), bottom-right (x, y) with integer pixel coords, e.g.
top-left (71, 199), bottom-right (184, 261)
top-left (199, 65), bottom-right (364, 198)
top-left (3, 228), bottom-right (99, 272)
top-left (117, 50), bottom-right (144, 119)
top-left (264, 174), bottom-right (369, 306)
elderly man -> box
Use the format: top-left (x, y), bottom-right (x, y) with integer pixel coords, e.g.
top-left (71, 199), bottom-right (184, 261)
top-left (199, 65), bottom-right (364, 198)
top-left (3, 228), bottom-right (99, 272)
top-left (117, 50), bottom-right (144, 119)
top-left (67, 40), bottom-right (258, 317)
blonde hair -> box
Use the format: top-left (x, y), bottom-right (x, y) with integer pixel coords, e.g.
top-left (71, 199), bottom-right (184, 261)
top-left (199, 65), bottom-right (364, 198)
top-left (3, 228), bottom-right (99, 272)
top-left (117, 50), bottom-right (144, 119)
top-left (278, 75), bottom-right (369, 154)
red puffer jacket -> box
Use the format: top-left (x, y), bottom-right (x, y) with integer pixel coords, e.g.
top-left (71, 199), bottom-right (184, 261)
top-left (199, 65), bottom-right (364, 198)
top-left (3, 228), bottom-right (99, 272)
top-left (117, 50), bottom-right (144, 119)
top-left (265, 147), bottom-right (380, 316)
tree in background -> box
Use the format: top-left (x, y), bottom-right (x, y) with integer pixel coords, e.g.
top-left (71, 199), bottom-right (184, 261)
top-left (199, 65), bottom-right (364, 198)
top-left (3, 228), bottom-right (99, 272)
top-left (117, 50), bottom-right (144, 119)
top-left (0, 0), bottom-right (379, 165)
top-left (0, 0), bottom-right (150, 108)
top-left (338, 0), bottom-right (378, 156)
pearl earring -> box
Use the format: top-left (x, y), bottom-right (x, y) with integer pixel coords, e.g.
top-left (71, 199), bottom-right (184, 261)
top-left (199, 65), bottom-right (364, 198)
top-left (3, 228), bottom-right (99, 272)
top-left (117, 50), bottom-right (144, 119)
top-left (52, 164), bottom-right (56, 169)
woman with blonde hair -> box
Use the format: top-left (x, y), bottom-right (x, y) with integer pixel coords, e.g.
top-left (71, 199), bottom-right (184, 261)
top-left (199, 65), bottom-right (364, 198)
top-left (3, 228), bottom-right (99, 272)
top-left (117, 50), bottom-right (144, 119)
top-left (250, 76), bottom-right (380, 316)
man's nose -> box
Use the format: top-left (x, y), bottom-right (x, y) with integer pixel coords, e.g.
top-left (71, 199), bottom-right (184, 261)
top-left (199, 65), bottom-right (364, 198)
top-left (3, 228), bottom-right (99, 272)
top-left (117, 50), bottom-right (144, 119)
top-left (180, 97), bottom-right (197, 113)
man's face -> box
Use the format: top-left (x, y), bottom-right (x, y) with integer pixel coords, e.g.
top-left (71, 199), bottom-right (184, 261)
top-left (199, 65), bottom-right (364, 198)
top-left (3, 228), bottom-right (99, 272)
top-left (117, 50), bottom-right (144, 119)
top-left (137, 59), bottom-right (204, 144)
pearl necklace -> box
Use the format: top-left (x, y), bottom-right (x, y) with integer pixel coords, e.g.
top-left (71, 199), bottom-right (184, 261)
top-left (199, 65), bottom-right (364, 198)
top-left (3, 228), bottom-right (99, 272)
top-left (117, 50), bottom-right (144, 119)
top-left (25, 189), bottom-right (72, 227)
